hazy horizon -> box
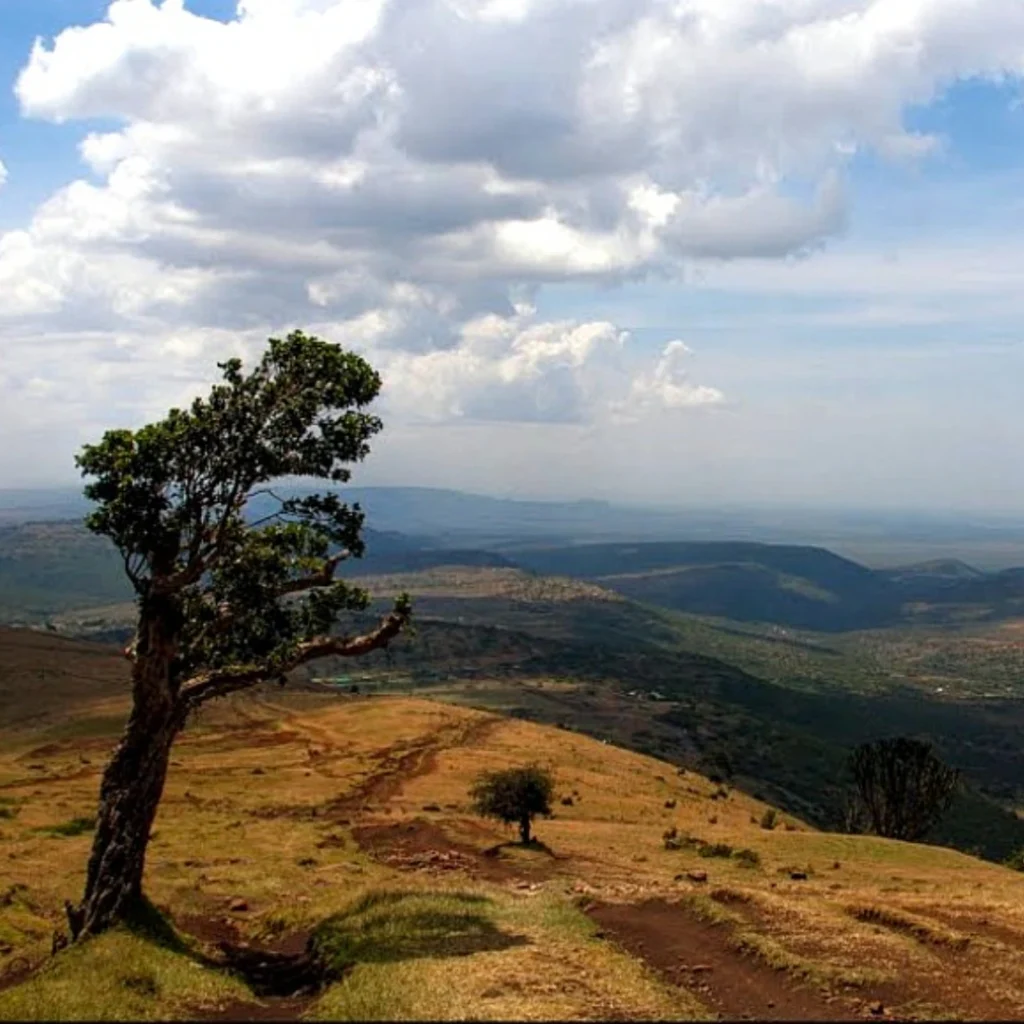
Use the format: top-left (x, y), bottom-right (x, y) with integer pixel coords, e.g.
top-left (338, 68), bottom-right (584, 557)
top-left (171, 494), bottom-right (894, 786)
top-left (3, 3), bottom-right (1024, 513)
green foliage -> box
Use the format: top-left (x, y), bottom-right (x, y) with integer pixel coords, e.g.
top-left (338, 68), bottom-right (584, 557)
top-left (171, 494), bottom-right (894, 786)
top-left (470, 764), bottom-right (554, 844)
top-left (847, 737), bottom-right (960, 842)
top-left (760, 808), bottom-right (779, 830)
top-left (75, 331), bottom-right (410, 683)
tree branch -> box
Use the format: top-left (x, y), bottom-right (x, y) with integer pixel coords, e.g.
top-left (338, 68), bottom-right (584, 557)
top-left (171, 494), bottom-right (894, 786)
top-left (276, 552), bottom-right (350, 597)
top-left (178, 609), bottom-right (409, 710)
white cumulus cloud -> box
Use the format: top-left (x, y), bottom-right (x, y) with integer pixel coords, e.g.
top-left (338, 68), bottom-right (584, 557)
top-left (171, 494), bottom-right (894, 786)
top-left (2, 0), bottom-right (1024, 477)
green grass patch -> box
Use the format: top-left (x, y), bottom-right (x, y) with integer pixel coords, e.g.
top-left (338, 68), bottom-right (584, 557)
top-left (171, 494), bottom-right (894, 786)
top-left (0, 928), bottom-right (247, 1021)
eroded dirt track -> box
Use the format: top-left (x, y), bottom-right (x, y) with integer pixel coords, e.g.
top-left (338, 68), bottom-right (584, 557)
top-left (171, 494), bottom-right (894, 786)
top-left (323, 713), bottom-right (501, 813)
top-left (588, 899), bottom-right (859, 1022)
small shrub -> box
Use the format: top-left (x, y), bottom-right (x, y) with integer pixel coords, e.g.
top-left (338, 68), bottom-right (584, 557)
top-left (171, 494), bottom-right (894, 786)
top-left (663, 826), bottom-right (682, 850)
top-left (699, 842), bottom-right (733, 859)
top-left (561, 796), bottom-right (574, 807)
top-left (470, 764), bottom-right (554, 845)
top-left (734, 848), bottom-right (761, 869)
top-left (707, 772), bottom-right (725, 785)
top-left (0, 807), bottom-right (17, 820)
top-left (707, 814), bottom-right (718, 825)
top-left (760, 809), bottom-right (779, 831)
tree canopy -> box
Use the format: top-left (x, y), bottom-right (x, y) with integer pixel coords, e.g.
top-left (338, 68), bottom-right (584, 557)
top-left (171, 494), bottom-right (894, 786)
top-left (846, 737), bottom-right (960, 842)
top-left (470, 764), bottom-right (555, 845)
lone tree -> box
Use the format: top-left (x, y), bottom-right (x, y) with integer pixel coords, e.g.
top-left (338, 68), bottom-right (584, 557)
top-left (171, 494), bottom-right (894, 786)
top-left (470, 765), bottom-right (554, 845)
top-left (846, 737), bottom-right (960, 842)
top-left (65, 331), bottom-right (411, 942)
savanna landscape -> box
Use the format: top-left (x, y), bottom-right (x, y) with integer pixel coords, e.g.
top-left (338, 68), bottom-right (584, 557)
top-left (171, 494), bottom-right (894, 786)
top-left (6, 625), bottom-right (1024, 1022)
top-left (5, 4), bottom-right (1024, 1018)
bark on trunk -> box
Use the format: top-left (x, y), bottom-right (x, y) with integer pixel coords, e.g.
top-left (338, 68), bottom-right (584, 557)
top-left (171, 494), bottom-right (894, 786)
top-left (66, 600), bottom-right (185, 942)
top-left (519, 815), bottom-right (531, 845)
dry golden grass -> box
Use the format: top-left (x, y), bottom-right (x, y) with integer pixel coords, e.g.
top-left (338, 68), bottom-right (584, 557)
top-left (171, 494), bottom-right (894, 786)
top-left (4, 654), bottom-right (1024, 1020)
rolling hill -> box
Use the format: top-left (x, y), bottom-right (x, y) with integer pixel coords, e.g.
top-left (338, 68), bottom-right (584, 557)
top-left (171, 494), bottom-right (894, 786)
top-left (6, 516), bottom-right (1024, 633)
top-left (4, 631), bottom-right (1024, 1021)
top-left (510, 541), bottom-right (900, 631)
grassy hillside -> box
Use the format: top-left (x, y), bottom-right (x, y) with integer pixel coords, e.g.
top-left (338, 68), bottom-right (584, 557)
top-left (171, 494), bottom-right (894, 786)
top-left (276, 567), bottom-right (1024, 862)
top-left (4, 651), bottom-right (1024, 1020)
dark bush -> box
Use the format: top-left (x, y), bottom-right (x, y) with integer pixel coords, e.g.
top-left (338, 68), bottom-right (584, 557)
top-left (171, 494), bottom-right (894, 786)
top-left (733, 848), bottom-right (761, 868)
top-left (698, 842), bottom-right (733, 859)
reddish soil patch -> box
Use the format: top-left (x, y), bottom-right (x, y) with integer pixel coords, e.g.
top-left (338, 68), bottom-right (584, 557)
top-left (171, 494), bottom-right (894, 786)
top-left (0, 955), bottom-right (40, 995)
top-left (178, 915), bottom-right (328, 1023)
top-left (327, 716), bottom-right (500, 815)
top-left (587, 899), bottom-right (863, 1022)
top-left (353, 817), bottom-right (557, 885)
top-left (175, 912), bottom-right (245, 949)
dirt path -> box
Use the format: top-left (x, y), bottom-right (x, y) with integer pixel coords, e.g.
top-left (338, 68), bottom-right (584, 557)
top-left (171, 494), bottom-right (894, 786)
top-left (587, 899), bottom-right (864, 1022)
top-left (325, 714), bottom-right (501, 814)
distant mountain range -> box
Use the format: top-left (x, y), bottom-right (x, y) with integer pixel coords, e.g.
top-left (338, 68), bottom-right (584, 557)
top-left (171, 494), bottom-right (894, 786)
top-left (3, 484), bottom-right (1024, 568)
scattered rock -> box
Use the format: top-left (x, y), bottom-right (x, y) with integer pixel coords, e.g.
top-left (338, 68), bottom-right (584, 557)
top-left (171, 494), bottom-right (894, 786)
top-left (690, 964), bottom-right (712, 974)
top-left (664, 799), bottom-right (677, 809)
top-left (251, 768), bottom-right (265, 776)
top-left (296, 857), bottom-right (317, 868)
top-left (228, 898), bottom-right (249, 912)
top-left (790, 871), bottom-right (808, 881)
top-left (421, 804), bottom-right (441, 812)
top-left (687, 870), bottom-right (708, 883)
top-left (870, 1002), bottom-right (885, 1017)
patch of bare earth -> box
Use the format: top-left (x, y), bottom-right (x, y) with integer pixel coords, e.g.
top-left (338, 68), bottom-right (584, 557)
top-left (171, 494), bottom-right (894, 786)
top-left (178, 914), bottom-right (330, 1023)
top-left (845, 906), bottom-right (1024, 1020)
top-left (587, 899), bottom-right (874, 1022)
top-left (353, 817), bottom-right (560, 885)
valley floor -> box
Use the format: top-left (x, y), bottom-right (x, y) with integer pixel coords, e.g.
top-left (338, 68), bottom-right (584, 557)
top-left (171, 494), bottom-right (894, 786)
top-left (2, 685), bottom-right (1023, 1020)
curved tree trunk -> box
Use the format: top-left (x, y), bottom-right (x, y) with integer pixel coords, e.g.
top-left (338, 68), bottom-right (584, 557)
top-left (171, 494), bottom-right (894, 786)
top-left (66, 603), bottom-right (186, 942)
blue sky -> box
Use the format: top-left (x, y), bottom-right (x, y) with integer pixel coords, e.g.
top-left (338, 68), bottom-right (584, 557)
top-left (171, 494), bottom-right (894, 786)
top-left (1, 0), bottom-right (1023, 513)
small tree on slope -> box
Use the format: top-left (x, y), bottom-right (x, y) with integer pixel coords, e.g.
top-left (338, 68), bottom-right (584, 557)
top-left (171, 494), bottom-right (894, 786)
top-left (65, 331), bottom-right (411, 942)
top-left (470, 765), bottom-right (554, 845)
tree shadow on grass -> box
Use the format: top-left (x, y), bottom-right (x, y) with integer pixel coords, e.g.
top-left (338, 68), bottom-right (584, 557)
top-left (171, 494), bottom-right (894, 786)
top-left (483, 837), bottom-right (562, 859)
top-left (311, 889), bottom-right (530, 971)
